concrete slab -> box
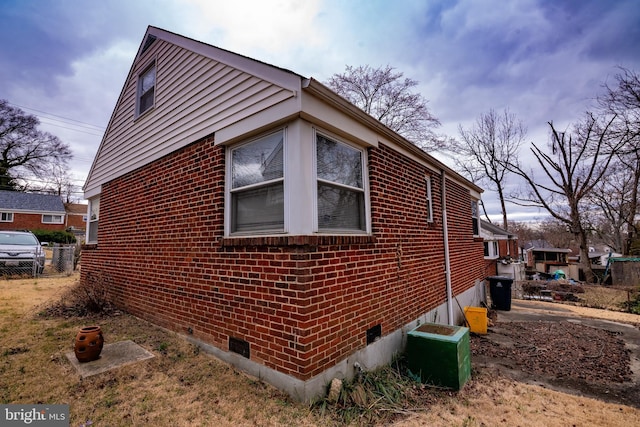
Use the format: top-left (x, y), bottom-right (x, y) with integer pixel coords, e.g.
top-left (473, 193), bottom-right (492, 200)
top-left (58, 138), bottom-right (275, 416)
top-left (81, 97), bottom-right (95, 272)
top-left (65, 340), bottom-right (155, 378)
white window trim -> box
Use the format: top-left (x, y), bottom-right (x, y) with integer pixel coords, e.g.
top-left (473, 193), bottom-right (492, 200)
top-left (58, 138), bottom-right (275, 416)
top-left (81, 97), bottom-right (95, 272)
top-left (472, 200), bottom-right (480, 236)
top-left (0, 212), bottom-right (13, 222)
top-left (136, 60), bottom-right (156, 117)
top-left (425, 176), bottom-right (433, 223)
top-left (312, 128), bottom-right (371, 234)
top-left (225, 128), bottom-right (288, 236)
top-left (484, 240), bottom-right (499, 259)
top-left (224, 124), bottom-right (371, 238)
top-left (87, 196), bottom-right (99, 244)
top-left (42, 214), bottom-right (64, 224)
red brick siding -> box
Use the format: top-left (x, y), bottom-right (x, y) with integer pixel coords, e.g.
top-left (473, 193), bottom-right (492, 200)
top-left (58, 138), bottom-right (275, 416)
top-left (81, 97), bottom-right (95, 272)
top-left (65, 213), bottom-right (86, 230)
top-left (0, 213), bottom-right (66, 232)
top-left (484, 258), bottom-right (498, 276)
top-left (81, 136), bottom-right (484, 380)
top-left (483, 238), bottom-right (520, 276)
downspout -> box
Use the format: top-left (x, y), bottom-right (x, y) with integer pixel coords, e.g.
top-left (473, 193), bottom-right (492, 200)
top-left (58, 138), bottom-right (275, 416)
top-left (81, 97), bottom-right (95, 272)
top-left (441, 169), bottom-right (454, 326)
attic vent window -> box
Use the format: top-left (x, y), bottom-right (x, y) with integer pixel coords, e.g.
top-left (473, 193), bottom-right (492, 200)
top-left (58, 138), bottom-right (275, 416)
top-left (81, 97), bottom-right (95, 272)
top-left (141, 35), bottom-right (157, 55)
top-left (137, 64), bottom-right (156, 116)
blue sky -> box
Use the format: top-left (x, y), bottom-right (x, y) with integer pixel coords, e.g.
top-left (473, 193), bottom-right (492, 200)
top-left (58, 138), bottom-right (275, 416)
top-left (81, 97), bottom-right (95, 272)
top-left (1, 0), bottom-right (639, 222)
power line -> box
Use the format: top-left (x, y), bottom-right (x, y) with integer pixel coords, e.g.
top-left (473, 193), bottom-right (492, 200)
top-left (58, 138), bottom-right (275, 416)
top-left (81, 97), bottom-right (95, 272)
top-left (9, 102), bottom-right (106, 131)
top-left (37, 118), bottom-right (104, 137)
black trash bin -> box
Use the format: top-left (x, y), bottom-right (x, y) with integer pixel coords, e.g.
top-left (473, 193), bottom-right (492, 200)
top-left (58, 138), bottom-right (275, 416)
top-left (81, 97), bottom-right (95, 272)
top-left (487, 276), bottom-right (513, 311)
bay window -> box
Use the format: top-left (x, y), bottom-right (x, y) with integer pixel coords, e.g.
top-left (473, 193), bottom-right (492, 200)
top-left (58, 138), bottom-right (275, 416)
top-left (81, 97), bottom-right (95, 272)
top-left (315, 133), bottom-right (366, 232)
top-left (230, 130), bottom-right (285, 233)
top-left (225, 125), bottom-right (370, 238)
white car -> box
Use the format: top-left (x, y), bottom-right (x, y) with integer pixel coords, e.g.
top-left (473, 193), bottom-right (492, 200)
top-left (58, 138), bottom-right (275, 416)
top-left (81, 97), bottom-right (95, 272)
top-left (0, 231), bottom-right (45, 276)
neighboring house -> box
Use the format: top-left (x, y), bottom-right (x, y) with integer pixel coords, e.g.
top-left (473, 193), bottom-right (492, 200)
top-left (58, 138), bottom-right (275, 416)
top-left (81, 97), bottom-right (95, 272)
top-left (0, 190), bottom-right (66, 232)
top-left (480, 220), bottom-right (523, 280)
top-left (81, 26), bottom-right (485, 401)
top-left (64, 203), bottom-right (88, 240)
top-left (524, 245), bottom-right (572, 278)
top-left (587, 249), bottom-right (621, 267)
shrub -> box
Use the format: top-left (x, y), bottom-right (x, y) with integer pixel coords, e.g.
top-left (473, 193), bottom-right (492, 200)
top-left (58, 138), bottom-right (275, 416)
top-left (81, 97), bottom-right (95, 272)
top-left (39, 272), bottom-right (115, 318)
top-left (620, 291), bottom-right (640, 315)
top-left (32, 229), bottom-right (76, 244)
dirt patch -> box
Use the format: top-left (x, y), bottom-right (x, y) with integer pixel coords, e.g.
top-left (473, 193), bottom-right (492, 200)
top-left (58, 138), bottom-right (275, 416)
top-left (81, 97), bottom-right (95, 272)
top-left (471, 302), bottom-right (640, 409)
top-left (471, 294), bottom-right (640, 408)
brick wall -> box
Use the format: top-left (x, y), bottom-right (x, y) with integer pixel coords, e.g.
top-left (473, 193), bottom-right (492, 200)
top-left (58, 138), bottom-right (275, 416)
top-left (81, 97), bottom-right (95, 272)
top-left (81, 135), bottom-right (484, 381)
top-left (0, 213), bottom-right (66, 232)
top-left (66, 213), bottom-right (86, 231)
top-left (483, 238), bottom-right (520, 277)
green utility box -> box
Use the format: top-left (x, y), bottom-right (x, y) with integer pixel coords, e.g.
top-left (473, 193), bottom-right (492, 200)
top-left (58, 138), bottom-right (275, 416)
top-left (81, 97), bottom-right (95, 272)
top-left (406, 322), bottom-right (471, 390)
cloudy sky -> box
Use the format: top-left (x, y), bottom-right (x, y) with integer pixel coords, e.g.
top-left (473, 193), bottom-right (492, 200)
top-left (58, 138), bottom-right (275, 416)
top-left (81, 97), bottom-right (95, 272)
top-left (1, 0), bottom-right (639, 221)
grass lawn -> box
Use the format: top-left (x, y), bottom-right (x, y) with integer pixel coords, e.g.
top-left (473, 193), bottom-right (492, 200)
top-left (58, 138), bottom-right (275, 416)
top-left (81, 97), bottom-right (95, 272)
top-left (1, 273), bottom-right (639, 426)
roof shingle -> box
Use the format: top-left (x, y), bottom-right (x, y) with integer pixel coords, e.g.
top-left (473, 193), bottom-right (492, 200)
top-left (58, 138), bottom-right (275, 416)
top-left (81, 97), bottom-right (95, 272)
top-left (0, 190), bottom-right (66, 213)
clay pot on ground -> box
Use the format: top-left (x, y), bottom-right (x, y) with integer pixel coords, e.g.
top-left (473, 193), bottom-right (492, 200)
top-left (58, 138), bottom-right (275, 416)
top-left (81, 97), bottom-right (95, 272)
top-left (74, 326), bottom-right (104, 362)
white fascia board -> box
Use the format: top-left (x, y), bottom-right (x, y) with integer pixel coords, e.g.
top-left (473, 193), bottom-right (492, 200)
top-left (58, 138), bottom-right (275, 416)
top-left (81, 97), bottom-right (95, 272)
top-left (299, 94), bottom-right (378, 148)
top-left (215, 98), bottom-right (301, 146)
top-left (84, 185), bottom-right (102, 200)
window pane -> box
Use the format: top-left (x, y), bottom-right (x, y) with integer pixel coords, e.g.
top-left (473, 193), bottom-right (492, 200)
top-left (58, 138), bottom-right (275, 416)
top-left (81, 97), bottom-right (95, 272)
top-left (90, 198), bottom-right (99, 220)
top-left (232, 132), bottom-right (283, 189)
top-left (318, 183), bottom-right (365, 231)
top-left (232, 183), bottom-right (284, 232)
top-left (43, 215), bottom-right (63, 224)
top-left (88, 197), bottom-right (99, 243)
top-left (138, 66), bottom-right (155, 114)
top-left (141, 66), bottom-right (155, 93)
top-left (316, 135), bottom-right (362, 188)
top-left (471, 200), bottom-right (479, 235)
top-left (139, 88), bottom-right (154, 112)
top-left (425, 178), bottom-right (433, 222)
top-left (88, 221), bottom-right (99, 242)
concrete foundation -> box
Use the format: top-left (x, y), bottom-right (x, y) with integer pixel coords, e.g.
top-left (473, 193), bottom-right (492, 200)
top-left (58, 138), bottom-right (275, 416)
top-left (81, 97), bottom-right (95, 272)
top-left (187, 280), bottom-right (486, 402)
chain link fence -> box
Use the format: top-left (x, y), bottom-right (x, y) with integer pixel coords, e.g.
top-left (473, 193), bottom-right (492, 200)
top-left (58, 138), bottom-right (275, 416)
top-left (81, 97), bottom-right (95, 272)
top-left (0, 244), bottom-right (78, 278)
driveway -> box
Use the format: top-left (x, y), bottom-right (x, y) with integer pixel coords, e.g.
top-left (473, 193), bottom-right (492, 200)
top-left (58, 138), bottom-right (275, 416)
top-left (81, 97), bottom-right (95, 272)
top-left (471, 299), bottom-right (640, 408)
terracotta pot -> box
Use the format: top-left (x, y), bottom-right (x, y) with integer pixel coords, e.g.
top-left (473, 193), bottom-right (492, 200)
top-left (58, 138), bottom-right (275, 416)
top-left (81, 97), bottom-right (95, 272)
top-left (74, 326), bottom-right (104, 363)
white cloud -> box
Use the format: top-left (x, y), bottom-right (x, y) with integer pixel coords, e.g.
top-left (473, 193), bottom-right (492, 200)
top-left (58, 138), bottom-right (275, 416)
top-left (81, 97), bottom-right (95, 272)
top-left (182, 0), bottom-right (325, 55)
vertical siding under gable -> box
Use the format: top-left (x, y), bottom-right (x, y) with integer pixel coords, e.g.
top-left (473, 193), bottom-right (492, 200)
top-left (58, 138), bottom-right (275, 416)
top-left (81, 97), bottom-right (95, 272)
top-left (86, 39), bottom-right (298, 193)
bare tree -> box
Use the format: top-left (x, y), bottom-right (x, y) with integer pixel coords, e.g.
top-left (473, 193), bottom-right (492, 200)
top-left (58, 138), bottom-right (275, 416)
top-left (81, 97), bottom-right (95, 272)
top-left (452, 108), bottom-right (526, 230)
top-left (587, 160), bottom-right (636, 253)
top-left (325, 65), bottom-right (443, 150)
top-left (44, 162), bottom-right (78, 203)
top-left (509, 219), bottom-right (576, 251)
top-left (0, 100), bottom-right (72, 191)
top-left (595, 67), bottom-right (640, 254)
top-left (507, 114), bottom-right (621, 283)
